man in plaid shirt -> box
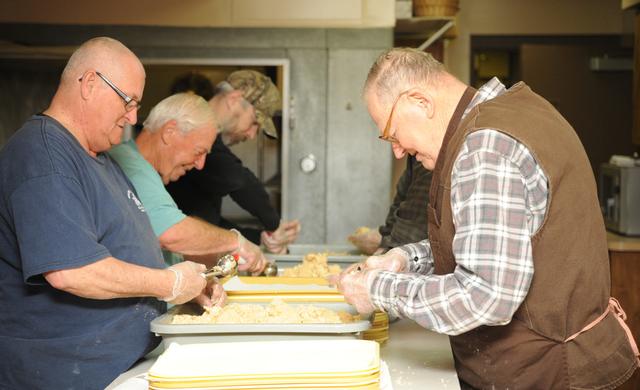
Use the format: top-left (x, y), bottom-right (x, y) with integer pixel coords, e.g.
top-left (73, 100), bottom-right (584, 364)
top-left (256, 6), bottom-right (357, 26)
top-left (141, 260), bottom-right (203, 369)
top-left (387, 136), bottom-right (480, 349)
top-left (348, 156), bottom-right (431, 255)
top-left (332, 48), bottom-right (638, 389)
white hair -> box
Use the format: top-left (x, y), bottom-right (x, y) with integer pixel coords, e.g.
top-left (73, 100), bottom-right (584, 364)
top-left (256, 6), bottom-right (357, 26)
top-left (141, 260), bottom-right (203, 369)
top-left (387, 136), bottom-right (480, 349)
top-left (143, 93), bottom-right (216, 134)
top-left (363, 47), bottom-right (446, 106)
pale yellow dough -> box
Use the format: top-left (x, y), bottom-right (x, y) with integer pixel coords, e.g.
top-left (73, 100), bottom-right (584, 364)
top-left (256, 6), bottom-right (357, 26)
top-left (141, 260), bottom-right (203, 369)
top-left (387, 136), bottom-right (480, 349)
top-left (282, 252), bottom-right (342, 278)
top-left (354, 226), bottom-right (371, 235)
top-left (171, 298), bottom-right (358, 324)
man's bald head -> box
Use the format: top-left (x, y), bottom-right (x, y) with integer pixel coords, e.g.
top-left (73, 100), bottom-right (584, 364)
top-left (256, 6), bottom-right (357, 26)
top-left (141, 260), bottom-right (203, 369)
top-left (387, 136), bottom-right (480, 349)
top-left (60, 37), bottom-right (144, 86)
top-left (47, 37), bottom-right (146, 156)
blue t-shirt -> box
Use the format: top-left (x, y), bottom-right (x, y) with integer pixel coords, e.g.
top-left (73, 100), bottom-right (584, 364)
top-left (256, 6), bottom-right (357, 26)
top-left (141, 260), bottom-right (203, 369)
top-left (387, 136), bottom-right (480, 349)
top-left (0, 115), bottom-right (167, 390)
top-left (109, 140), bottom-right (187, 266)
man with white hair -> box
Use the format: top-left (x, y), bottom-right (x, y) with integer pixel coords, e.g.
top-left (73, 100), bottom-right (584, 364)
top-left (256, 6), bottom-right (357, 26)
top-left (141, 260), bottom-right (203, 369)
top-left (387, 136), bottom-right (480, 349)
top-left (167, 71), bottom-right (300, 254)
top-left (0, 37), bottom-right (211, 389)
top-left (109, 93), bottom-right (267, 273)
top-left (332, 47), bottom-right (639, 389)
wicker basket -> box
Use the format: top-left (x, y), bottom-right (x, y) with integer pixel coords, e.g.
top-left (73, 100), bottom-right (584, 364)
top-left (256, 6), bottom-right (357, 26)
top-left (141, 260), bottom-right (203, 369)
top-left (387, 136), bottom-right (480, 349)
top-left (413, 0), bottom-right (459, 17)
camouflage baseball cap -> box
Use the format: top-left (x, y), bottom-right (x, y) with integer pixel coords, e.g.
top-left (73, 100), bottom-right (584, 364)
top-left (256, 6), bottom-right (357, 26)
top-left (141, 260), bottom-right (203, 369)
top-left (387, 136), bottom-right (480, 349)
top-left (226, 70), bottom-right (281, 139)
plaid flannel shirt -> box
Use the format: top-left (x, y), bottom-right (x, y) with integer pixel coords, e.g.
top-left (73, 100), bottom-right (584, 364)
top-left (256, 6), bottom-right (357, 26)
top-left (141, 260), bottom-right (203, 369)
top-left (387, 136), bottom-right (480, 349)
top-left (369, 78), bottom-right (549, 335)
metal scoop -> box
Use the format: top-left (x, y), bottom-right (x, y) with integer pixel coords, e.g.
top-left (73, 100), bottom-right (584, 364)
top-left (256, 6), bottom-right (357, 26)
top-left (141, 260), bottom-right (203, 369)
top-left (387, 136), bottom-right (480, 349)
top-left (261, 262), bottom-right (278, 277)
top-left (203, 254), bottom-right (238, 281)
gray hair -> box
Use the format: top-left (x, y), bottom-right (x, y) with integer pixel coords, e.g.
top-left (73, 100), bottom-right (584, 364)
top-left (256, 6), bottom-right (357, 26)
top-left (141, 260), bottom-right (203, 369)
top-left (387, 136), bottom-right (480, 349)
top-left (363, 47), bottom-right (446, 106)
top-left (61, 37), bottom-right (140, 85)
top-left (214, 80), bottom-right (234, 96)
top-left (143, 93), bottom-right (216, 134)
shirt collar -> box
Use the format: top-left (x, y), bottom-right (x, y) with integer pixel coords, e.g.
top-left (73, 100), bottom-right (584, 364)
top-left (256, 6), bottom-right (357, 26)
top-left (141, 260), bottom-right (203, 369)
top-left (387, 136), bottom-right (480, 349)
top-left (462, 77), bottom-right (507, 118)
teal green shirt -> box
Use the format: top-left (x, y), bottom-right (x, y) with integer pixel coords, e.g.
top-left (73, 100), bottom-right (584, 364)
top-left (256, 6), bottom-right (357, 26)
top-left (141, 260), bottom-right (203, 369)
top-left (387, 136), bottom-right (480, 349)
top-left (109, 140), bottom-right (186, 265)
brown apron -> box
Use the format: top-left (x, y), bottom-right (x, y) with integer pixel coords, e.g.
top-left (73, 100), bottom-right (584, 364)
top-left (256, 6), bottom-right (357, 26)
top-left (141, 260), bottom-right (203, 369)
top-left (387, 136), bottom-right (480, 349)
top-left (426, 83), bottom-right (639, 389)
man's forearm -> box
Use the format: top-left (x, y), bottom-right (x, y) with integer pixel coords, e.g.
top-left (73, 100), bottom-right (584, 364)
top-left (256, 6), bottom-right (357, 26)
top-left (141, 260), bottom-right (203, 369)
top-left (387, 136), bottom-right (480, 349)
top-left (44, 257), bottom-right (173, 300)
top-left (159, 216), bottom-right (238, 256)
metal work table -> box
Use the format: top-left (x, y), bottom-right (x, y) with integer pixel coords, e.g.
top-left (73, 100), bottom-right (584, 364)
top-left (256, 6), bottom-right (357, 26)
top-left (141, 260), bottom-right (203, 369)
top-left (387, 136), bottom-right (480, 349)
top-left (106, 318), bottom-right (460, 389)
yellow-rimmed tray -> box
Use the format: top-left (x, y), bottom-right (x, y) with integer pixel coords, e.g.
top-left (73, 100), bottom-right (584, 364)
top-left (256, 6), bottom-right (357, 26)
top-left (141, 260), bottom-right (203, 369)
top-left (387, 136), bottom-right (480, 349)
top-left (222, 275), bottom-right (342, 298)
top-left (148, 340), bottom-right (379, 384)
top-left (149, 381), bottom-right (380, 390)
top-left (149, 370), bottom-right (380, 385)
top-left (226, 294), bottom-right (345, 303)
top-left (232, 276), bottom-right (330, 285)
top-left (149, 367), bottom-right (380, 382)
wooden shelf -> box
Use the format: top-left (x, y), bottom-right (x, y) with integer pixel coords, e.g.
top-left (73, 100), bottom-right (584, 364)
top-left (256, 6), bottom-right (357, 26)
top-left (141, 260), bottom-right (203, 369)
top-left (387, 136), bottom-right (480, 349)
top-left (394, 16), bottom-right (456, 51)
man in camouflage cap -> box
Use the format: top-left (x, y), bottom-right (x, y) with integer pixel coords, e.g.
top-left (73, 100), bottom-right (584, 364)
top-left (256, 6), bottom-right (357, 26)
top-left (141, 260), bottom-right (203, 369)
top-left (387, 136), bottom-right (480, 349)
top-left (226, 70), bottom-right (281, 139)
top-left (167, 70), bottom-right (300, 254)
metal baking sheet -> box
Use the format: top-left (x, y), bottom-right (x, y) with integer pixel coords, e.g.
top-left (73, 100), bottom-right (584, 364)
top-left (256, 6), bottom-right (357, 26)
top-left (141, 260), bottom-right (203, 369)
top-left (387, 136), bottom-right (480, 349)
top-left (151, 301), bottom-right (370, 346)
top-left (266, 253), bottom-right (365, 265)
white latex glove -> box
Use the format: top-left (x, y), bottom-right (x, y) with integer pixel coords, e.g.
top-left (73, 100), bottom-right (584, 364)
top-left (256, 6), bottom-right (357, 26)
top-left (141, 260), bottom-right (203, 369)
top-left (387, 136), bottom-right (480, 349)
top-left (327, 262), bottom-right (380, 315)
top-left (347, 227), bottom-right (382, 255)
top-left (365, 247), bottom-right (410, 273)
top-left (194, 278), bottom-right (227, 308)
top-left (232, 229), bottom-right (267, 276)
top-left (163, 261), bottom-right (207, 305)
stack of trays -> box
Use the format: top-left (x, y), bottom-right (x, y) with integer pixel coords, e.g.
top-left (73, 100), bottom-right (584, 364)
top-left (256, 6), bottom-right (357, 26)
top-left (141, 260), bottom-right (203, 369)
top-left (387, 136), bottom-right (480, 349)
top-left (361, 311), bottom-right (389, 345)
top-left (147, 339), bottom-right (381, 389)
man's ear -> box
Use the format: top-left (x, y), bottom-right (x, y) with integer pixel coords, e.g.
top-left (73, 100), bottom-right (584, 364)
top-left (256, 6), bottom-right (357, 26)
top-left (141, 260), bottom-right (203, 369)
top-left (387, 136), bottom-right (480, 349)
top-left (78, 70), bottom-right (97, 101)
top-left (406, 88), bottom-right (435, 119)
top-left (159, 120), bottom-right (179, 145)
top-left (224, 90), bottom-right (244, 109)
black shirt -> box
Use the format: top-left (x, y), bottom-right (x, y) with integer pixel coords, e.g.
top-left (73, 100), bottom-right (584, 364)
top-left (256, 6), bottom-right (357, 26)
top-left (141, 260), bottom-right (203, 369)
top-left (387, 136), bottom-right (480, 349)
top-left (166, 136), bottom-right (279, 244)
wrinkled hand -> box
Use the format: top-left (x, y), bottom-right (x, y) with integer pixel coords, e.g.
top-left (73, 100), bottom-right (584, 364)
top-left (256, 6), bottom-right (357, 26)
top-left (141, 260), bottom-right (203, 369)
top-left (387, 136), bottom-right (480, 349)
top-left (327, 263), bottom-right (380, 314)
top-left (262, 220), bottom-right (301, 254)
top-left (163, 261), bottom-right (207, 305)
top-left (232, 229), bottom-right (267, 276)
top-left (194, 278), bottom-right (227, 308)
top-left (365, 247), bottom-right (410, 273)
top-left (347, 227), bottom-right (382, 255)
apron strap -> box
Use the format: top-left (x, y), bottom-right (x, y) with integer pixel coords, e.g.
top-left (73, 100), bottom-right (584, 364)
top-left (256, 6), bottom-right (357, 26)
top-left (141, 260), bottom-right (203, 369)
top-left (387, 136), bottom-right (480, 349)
top-left (564, 297), bottom-right (640, 365)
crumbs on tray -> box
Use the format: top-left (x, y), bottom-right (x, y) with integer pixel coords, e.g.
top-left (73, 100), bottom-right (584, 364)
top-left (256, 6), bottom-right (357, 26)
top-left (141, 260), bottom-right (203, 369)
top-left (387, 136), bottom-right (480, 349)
top-left (171, 298), bottom-right (359, 325)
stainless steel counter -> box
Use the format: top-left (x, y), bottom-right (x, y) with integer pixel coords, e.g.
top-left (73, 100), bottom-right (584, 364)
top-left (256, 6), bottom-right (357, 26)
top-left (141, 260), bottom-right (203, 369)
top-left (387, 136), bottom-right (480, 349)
top-left (106, 318), bottom-right (460, 389)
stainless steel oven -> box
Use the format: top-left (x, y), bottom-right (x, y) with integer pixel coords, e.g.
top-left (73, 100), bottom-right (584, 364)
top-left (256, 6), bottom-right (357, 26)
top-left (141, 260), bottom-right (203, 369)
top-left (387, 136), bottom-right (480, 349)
top-left (599, 163), bottom-right (640, 236)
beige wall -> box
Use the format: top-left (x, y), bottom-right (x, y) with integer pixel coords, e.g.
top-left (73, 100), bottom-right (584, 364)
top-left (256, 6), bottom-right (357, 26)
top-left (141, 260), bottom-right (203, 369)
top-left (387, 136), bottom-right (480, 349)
top-left (445, 0), bottom-right (631, 82)
top-left (0, 0), bottom-right (394, 28)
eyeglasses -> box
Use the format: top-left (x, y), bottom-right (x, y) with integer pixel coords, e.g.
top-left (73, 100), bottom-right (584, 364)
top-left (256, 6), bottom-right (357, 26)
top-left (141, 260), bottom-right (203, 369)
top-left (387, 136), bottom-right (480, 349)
top-left (79, 71), bottom-right (141, 112)
top-left (378, 90), bottom-right (410, 144)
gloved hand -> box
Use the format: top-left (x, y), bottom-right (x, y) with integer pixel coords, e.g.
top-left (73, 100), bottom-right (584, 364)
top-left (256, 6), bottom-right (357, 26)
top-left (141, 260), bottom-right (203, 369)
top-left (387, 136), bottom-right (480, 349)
top-left (193, 278), bottom-right (227, 308)
top-left (347, 226), bottom-right (382, 255)
top-left (365, 247), bottom-right (410, 273)
top-left (261, 220), bottom-right (301, 254)
top-left (327, 262), bottom-right (380, 314)
top-left (232, 229), bottom-right (268, 276)
top-left (163, 261), bottom-right (207, 305)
